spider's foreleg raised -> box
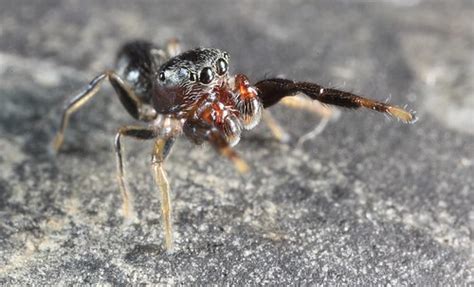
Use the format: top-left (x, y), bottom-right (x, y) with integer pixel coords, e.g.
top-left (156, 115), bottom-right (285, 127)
top-left (255, 78), bottom-right (417, 123)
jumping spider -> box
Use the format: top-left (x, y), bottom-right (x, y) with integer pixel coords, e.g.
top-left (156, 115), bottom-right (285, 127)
top-left (53, 39), bottom-right (416, 251)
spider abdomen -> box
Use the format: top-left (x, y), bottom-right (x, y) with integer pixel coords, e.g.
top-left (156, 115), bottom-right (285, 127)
top-left (115, 41), bottom-right (162, 104)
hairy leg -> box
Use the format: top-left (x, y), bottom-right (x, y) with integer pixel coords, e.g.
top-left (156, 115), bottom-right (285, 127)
top-left (256, 78), bottom-right (416, 123)
top-left (114, 125), bottom-right (156, 220)
top-left (53, 71), bottom-right (147, 152)
top-left (151, 138), bottom-right (176, 251)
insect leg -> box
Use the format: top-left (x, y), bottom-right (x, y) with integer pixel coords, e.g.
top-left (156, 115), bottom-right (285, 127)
top-left (114, 125), bottom-right (156, 220)
top-left (53, 71), bottom-right (149, 152)
top-left (151, 137), bottom-right (176, 251)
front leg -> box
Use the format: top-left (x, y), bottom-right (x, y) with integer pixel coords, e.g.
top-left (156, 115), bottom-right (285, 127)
top-left (151, 138), bottom-right (176, 251)
top-left (255, 78), bottom-right (417, 123)
top-left (114, 125), bottom-right (156, 219)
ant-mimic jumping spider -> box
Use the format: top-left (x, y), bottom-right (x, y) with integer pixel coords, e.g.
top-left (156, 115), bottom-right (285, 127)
top-left (53, 39), bottom-right (416, 251)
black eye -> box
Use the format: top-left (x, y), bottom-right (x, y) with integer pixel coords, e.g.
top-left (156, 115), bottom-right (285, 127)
top-left (216, 58), bottom-right (228, 75)
top-left (159, 71), bottom-right (166, 81)
top-left (199, 67), bottom-right (214, 84)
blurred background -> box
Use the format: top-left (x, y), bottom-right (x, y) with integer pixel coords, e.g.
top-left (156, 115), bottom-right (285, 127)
top-left (0, 0), bottom-right (472, 285)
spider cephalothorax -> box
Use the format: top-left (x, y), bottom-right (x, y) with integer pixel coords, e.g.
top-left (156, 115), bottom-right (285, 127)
top-left (152, 47), bottom-right (262, 147)
top-left (53, 39), bottom-right (416, 251)
top-left (153, 48), bottom-right (231, 114)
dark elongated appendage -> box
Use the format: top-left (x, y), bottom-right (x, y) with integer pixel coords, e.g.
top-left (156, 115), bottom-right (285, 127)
top-left (52, 71), bottom-right (146, 152)
top-left (255, 78), bottom-right (417, 123)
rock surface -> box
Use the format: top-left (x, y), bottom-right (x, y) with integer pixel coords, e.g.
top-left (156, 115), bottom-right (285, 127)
top-left (0, 0), bottom-right (472, 285)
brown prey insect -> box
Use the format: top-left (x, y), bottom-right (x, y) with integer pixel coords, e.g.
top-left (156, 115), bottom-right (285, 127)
top-left (53, 39), bottom-right (416, 251)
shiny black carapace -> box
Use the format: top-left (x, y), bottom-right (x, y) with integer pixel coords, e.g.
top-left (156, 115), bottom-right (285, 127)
top-left (53, 39), bottom-right (416, 251)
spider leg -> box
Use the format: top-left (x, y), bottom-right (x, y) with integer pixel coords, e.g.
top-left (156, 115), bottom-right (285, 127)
top-left (280, 95), bottom-right (334, 118)
top-left (114, 125), bottom-right (156, 220)
top-left (262, 110), bottom-right (291, 143)
top-left (53, 70), bottom-right (151, 152)
top-left (283, 95), bottom-right (341, 145)
top-left (212, 134), bottom-right (249, 173)
top-left (183, 119), bottom-right (249, 173)
top-left (255, 78), bottom-right (417, 123)
top-left (166, 38), bottom-right (182, 57)
top-left (151, 137), bottom-right (176, 251)
top-left (296, 117), bottom-right (330, 147)
top-left (262, 95), bottom-right (339, 143)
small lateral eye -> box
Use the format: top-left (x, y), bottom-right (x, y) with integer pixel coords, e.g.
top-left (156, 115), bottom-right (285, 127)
top-left (199, 67), bottom-right (214, 84)
top-left (216, 58), bottom-right (228, 75)
top-left (189, 72), bottom-right (196, 81)
top-left (159, 71), bottom-right (166, 81)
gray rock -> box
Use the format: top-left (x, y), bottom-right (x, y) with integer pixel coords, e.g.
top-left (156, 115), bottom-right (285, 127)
top-left (0, 0), bottom-right (472, 285)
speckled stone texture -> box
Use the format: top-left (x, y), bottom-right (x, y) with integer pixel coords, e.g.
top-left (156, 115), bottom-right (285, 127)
top-left (0, 0), bottom-right (472, 285)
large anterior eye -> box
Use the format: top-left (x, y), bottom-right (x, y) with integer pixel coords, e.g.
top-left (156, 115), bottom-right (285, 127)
top-left (199, 67), bottom-right (214, 84)
top-left (216, 58), bottom-right (228, 75)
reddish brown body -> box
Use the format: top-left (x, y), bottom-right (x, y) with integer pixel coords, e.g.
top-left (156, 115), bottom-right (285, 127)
top-left (144, 47), bottom-right (263, 149)
top-left (53, 39), bottom-right (416, 251)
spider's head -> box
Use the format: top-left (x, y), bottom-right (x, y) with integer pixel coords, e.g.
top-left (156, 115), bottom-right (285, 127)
top-left (153, 48), bottom-right (230, 113)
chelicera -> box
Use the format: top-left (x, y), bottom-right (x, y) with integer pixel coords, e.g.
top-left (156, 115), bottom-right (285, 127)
top-left (53, 39), bottom-right (416, 251)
